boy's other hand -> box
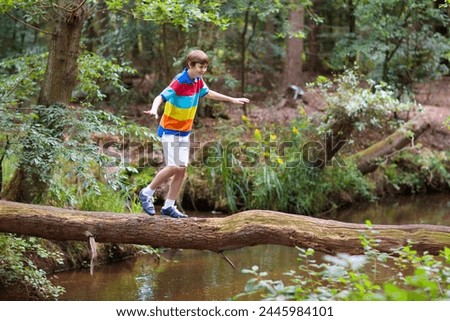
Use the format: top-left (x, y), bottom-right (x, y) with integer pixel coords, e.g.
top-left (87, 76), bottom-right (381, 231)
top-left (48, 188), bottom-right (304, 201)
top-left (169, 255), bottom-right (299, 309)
top-left (232, 97), bottom-right (250, 105)
top-left (144, 109), bottom-right (159, 120)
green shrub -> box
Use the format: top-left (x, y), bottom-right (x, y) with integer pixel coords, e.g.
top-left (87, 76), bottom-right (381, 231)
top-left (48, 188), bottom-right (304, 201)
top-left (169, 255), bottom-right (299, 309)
top-left (381, 147), bottom-right (450, 193)
top-left (0, 234), bottom-right (65, 300)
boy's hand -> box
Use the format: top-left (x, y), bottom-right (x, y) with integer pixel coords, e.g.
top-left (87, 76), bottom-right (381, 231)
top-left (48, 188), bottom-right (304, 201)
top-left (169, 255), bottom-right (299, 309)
top-left (144, 109), bottom-right (159, 120)
top-left (232, 97), bottom-right (250, 105)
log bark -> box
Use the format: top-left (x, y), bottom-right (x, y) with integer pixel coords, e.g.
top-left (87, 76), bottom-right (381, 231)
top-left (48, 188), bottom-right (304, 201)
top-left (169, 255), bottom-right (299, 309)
top-left (352, 113), bottom-right (431, 174)
top-left (0, 201), bottom-right (448, 255)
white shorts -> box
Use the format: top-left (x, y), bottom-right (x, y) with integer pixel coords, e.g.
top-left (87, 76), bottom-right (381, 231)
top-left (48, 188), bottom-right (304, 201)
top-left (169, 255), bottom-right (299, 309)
top-left (161, 133), bottom-right (190, 167)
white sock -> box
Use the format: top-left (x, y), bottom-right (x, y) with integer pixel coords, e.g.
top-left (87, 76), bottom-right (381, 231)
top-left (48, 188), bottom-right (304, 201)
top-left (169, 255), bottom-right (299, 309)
top-left (143, 186), bottom-right (155, 197)
top-left (163, 199), bottom-right (175, 209)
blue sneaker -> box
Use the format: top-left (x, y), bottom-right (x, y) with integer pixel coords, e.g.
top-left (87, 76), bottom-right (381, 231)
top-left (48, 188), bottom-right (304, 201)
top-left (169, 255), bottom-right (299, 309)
top-left (161, 206), bottom-right (188, 219)
top-left (139, 189), bottom-right (155, 215)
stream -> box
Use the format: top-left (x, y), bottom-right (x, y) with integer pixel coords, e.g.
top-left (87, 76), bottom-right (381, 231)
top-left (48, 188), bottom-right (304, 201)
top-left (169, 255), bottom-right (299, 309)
top-left (50, 193), bottom-right (449, 301)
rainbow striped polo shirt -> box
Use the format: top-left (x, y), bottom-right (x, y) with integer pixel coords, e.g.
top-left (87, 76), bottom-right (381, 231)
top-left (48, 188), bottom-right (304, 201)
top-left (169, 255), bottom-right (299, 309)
top-left (157, 68), bottom-right (209, 137)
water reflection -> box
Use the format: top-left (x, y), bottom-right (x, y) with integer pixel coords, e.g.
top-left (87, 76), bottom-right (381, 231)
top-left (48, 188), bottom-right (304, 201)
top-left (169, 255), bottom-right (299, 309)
top-left (54, 193), bottom-right (449, 301)
top-left (55, 245), bottom-right (299, 301)
top-left (323, 193), bottom-right (450, 225)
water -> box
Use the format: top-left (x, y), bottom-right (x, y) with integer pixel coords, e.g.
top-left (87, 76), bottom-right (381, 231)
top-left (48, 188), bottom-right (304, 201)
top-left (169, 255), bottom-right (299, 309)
top-left (321, 193), bottom-right (450, 225)
top-left (25, 193), bottom-right (450, 300)
top-left (52, 245), bottom-right (298, 301)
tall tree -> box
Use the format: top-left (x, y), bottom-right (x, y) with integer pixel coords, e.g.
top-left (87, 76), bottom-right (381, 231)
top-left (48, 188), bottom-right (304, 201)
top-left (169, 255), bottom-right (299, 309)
top-left (38, 1), bottom-right (88, 106)
top-left (2, 0), bottom-right (89, 202)
top-left (281, 1), bottom-right (305, 89)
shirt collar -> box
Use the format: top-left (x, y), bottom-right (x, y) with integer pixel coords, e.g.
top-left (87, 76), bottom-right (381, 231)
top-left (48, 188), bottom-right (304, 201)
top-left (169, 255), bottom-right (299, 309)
top-left (178, 68), bottom-right (197, 84)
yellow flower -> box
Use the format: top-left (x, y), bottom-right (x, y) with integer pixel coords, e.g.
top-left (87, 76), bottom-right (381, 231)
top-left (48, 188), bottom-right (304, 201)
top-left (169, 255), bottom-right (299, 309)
top-left (254, 128), bottom-right (262, 140)
top-left (241, 115), bottom-right (250, 125)
top-left (277, 157), bottom-right (284, 165)
top-left (298, 107), bottom-right (307, 117)
top-left (270, 133), bottom-right (277, 141)
top-left (292, 126), bottom-right (299, 135)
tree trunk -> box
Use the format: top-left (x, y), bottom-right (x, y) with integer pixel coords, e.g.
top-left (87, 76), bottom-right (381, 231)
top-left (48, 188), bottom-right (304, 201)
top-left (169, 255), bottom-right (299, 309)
top-left (0, 200), bottom-right (448, 255)
top-left (352, 113), bottom-right (431, 174)
top-left (4, 1), bottom-right (88, 202)
top-left (281, 5), bottom-right (305, 89)
top-left (306, 8), bottom-right (321, 73)
top-left (38, 1), bottom-right (87, 105)
top-left (240, 6), bottom-right (251, 115)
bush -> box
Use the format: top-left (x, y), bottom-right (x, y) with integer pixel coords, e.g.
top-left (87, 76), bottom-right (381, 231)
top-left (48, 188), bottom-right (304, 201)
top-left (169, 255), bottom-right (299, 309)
top-left (0, 234), bottom-right (65, 300)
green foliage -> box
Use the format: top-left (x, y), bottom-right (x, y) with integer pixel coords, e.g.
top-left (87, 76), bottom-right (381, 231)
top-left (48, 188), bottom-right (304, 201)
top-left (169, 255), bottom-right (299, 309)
top-left (330, 0), bottom-right (450, 96)
top-left (76, 52), bottom-right (136, 103)
top-left (0, 51), bottom-right (136, 107)
top-left (0, 52), bottom-right (47, 106)
top-left (0, 234), bottom-right (65, 300)
top-left (107, 0), bottom-right (229, 30)
top-left (75, 169), bottom-right (151, 213)
top-left (311, 69), bottom-right (410, 135)
top-left (380, 147), bottom-right (450, 193)
top-left (235, 224), bottom-right (450, 301)
top-left (192, 105), bottom-right (374, 214)
top-left (1, 102), bottom-right (156, 204)
top-left (78, 184), bottom-right (127, 212)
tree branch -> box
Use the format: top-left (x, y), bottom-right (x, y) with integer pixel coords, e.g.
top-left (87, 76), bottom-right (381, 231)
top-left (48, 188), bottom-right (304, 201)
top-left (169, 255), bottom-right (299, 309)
top-left (6, 12), bottom-right (53, 36)
top-left (52, 0), bottom-right (88, 13)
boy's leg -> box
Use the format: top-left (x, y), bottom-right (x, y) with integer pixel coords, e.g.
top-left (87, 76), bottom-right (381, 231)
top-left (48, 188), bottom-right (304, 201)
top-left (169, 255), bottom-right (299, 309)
top-left (160, 134), bottom-right (190, 218)
top-left (140, 133), bottom-right (189, 216)
top-left (165, 167), bottom-right (186, 201)
top-left (140, 166), bottom-right (181, 215)
top-left (148, 166), bottom-right (182, 190)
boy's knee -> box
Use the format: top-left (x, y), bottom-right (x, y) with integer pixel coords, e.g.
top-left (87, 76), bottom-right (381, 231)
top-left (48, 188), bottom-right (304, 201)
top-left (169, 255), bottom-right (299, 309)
top-left (175, 166), bottom-right (187, 176)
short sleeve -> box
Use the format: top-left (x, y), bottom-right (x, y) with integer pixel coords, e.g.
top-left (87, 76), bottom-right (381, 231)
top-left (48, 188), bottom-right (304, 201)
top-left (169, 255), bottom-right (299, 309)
top-left (199, 81), bottom-right (209, 97)
top-left (160, 87), bottom-right (175, 102)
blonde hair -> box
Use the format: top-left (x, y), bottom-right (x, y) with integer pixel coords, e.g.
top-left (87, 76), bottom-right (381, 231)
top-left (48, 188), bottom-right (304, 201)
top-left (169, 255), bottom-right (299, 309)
top-left (185, 50), bottom-right (210, 68)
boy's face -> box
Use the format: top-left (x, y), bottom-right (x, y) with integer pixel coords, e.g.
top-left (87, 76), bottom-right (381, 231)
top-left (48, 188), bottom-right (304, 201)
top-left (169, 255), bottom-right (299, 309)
top-left (189, 62), bottom-right (208, 78)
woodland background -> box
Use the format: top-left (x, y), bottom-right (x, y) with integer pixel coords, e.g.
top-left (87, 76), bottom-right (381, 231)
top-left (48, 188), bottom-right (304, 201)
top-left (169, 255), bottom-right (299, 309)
top-left (0, 0), bottom-right (449, 300)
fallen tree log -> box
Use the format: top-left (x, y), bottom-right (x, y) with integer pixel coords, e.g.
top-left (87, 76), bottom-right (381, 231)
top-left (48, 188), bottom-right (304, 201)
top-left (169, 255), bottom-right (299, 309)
top-left (0, 200), bottom-right (448, 255)
top-left (351, 113), bottom-right (431, 174)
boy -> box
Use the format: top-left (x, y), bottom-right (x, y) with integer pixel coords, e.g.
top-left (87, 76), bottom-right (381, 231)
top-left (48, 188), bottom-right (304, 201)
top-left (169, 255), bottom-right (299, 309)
top-left (140, 50), bottom-right (249, 218)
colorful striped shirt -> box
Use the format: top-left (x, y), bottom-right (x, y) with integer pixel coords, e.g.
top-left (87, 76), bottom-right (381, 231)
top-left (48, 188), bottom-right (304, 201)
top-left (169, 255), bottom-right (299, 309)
top-left (157, 68), bottom-right (209, 137)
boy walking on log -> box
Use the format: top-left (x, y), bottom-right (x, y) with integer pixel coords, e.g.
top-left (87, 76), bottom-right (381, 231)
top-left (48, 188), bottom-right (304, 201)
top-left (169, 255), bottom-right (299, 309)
top-left (140, 50), bottom-right (249, 218)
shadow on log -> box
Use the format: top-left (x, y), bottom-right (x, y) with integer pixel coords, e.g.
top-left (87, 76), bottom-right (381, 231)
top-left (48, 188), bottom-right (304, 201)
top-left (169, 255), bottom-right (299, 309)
top-left (0, 200), bottom-right (448, 255)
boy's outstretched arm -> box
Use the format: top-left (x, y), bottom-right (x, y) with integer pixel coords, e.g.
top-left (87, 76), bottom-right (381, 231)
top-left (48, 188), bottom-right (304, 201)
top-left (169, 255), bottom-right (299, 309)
top-left (144, 95), bottom-right (163, 119)
top-left (205, 90), bottom-right (249, 105)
